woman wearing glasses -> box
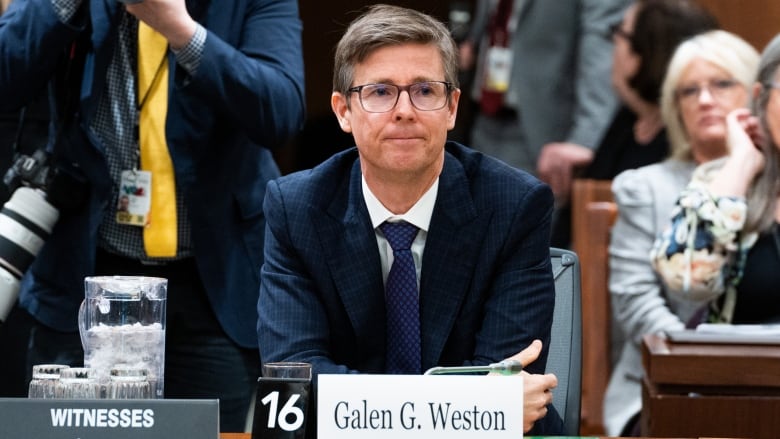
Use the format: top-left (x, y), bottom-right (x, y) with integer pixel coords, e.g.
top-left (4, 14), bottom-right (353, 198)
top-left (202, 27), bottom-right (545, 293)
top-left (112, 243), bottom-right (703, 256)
top-left (652, 34), bottom-right (780, 329)
top-left (604, 30), bottom-right (759, 436)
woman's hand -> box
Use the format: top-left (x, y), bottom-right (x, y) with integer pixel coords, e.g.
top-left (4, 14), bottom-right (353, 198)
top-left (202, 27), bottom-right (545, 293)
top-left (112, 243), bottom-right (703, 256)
top-left (726, 108), bottom-right (765, 178)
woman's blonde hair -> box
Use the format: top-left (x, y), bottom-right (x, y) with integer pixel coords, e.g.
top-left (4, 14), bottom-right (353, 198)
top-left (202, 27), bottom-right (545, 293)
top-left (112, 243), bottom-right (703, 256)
top-left (661, 30), bottom-right (759, 160)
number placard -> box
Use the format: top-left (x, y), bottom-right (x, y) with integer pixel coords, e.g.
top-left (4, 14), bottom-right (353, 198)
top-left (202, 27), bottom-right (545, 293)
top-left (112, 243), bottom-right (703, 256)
top-left (252, 378), bottom-right (310, 439)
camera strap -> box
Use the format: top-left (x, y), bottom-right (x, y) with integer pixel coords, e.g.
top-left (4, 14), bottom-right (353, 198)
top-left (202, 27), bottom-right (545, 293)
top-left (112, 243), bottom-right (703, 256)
top-left (10, 107), bottom-right (27, 155)
top-left (50, 38), bottom-right (88, 154)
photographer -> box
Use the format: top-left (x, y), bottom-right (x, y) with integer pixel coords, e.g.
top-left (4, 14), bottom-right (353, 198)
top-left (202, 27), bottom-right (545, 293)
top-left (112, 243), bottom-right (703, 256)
top-left (0, 0), bottom-right (304, 431)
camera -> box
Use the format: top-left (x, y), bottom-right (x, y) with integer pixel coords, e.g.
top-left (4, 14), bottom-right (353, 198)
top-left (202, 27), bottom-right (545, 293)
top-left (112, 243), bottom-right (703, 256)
top-left (0, 149), bottom-right (85, 323)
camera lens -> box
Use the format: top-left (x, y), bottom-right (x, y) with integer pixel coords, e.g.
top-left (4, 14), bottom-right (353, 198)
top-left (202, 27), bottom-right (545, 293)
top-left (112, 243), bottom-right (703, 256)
top-left (0, 266), bottom-right (18, 323)
top-left (0, 187), bottom-right (59, 322)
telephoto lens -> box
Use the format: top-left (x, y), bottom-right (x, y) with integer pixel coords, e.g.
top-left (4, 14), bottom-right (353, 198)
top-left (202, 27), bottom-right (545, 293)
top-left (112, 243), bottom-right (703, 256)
top-left (0, 187), bottom-right (59, 323)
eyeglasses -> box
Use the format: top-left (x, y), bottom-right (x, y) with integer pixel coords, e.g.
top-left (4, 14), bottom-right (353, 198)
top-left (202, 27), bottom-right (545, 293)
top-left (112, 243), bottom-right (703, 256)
top-left (764, 82), bottom-right (780, 91)
top-left (608, 23), bottom-right (633, 42)
top-left (348, 81), bottom-right (453, 113)
top-left (675, 78), bottom-right (742, 104)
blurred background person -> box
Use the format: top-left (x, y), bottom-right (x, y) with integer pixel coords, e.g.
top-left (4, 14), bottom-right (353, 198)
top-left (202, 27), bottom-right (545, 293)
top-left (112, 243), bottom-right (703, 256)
top-left (0, 0), bottom-right (51, 398)
top-left (459, 0), bottom-right (630, 185)
top-left (551, 0), bottom-right (719, 247)
top-left (0, 0), bottom-right (304, 431)
top-left (604, 30), bottom-right (759, 436)
top-left (652, 33), bottom-right (780, 326)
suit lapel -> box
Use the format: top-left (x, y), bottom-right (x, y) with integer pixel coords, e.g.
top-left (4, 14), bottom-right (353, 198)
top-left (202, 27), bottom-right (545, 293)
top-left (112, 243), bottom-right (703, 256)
top-left (314, 160), bottom-right (386, 352)
top-left (419, 153), bottom-right (485, 369)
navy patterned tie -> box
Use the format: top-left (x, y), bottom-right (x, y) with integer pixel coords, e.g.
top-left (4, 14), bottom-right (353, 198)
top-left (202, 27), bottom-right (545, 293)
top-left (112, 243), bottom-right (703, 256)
top-left (380, 221), bottom-right (421, 374)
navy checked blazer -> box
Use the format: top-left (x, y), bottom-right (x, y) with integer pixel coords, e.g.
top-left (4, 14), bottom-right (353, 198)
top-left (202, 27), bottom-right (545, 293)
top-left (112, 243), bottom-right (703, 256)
top-left (258, 141), bottom-right (561, 433)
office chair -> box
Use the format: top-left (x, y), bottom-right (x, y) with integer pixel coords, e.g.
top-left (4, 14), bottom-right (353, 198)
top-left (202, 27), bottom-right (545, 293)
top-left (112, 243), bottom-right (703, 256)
top-left (547, 247), bottom-right (582, 436)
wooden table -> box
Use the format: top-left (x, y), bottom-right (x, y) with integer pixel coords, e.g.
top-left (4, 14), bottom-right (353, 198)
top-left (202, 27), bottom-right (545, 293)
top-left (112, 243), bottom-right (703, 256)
top-left (641, 333), bottom-right (780, 439)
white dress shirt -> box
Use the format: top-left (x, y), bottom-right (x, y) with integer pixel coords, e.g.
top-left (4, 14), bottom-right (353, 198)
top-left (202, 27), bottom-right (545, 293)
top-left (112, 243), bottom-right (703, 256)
top-left (362, 176), bottom-right (439, 289)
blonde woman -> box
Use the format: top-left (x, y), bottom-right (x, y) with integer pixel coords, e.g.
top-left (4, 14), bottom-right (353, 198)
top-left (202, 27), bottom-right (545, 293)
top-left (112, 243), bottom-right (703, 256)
top-left (604, 30), bottom-right (759, 436)
top-left (652, 33), bottom-right (780, 326)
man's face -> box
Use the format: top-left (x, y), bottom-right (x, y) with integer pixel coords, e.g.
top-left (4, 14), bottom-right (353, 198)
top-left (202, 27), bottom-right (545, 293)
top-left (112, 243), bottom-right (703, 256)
top-left (331, 43), bottom-right (460, 185)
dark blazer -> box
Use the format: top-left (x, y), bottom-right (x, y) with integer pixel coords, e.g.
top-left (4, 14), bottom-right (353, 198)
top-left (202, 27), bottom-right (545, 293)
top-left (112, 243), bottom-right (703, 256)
top-left (258, 142), bottom-right (561, 433)
top-left (0, 0), bottom-right (305, 347)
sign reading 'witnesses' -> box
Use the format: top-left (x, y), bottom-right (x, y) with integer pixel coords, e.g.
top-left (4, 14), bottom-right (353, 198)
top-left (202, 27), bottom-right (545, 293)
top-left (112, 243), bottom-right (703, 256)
top-left (0, 398), bottom-right (219, 439)
top-left (317, 375), bottom-right (524, 438)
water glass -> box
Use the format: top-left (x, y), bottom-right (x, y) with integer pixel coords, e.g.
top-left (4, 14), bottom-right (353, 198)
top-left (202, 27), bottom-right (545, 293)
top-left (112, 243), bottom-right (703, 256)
top-left (108, 365), bottom-right (151, 399)
top-left (28, 364), bottom-right (70, 399)
top-left (55, 367), bottom-right (100, 399)
top-left (262, 362), bottom-right (312, 380)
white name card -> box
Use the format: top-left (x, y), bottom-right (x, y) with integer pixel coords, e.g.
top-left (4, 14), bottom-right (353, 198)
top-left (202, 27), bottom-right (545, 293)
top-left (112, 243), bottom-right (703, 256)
top-left (317, 374), bottom-right (523, 439)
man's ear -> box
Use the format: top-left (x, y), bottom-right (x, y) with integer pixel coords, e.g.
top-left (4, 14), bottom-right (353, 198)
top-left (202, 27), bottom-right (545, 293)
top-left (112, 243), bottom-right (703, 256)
top-left (331, 92), bottom-right (353, 133)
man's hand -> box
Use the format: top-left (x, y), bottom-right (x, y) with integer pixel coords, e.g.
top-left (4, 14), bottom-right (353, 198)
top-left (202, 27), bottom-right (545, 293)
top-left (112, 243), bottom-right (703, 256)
top-left (536, 142), bottom-right (594, 203)
top-left (125, 0), bottom-right (197, 50)
top-left (498, 340), bottom-right (558, 432)
top-left (458, 40), bottom-right (476, 71)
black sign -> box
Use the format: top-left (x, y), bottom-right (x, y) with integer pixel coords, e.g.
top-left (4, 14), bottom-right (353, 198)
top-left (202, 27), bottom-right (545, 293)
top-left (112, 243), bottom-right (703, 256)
top-left (0, 398), bottom-right (218, 439)
top-left (252, 377), bottom-right (310, 439)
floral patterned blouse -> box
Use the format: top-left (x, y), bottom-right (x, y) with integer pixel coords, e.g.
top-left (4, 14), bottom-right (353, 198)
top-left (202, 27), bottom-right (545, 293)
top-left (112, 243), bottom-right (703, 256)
top-left (650, 165), bottom-right (758, 323)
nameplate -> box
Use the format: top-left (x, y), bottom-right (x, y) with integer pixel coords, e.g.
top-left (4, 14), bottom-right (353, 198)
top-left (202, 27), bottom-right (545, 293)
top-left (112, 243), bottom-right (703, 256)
top-left (0, 398), bottom-right (219, 439)
top-left (318, 374), bottom-right (523, 438)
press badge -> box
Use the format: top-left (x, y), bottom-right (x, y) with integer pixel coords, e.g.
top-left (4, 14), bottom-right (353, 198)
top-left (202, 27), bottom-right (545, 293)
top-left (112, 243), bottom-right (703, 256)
top-left (116, 169), bottom-right (152, 226)
top-left (484, 46), bottom-right (513, 92)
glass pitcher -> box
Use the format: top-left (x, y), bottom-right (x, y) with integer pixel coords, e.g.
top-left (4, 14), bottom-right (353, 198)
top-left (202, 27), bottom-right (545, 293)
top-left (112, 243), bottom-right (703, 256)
top-left (78, 276), bottom-right (167, 398)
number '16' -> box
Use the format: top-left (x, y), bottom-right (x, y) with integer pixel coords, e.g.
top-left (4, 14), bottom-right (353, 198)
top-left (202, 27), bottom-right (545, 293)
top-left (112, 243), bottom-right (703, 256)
top-left (261, 391), bottom-right (304, 431)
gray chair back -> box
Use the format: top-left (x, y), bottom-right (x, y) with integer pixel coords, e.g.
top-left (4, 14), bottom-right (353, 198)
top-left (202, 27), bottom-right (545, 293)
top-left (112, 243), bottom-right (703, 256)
top-left (547, 247), bottom-right (582, 435)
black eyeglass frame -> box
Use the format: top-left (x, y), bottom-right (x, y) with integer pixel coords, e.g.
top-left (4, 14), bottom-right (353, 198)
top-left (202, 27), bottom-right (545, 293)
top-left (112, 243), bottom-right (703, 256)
top-left (347, 81), bottom-right (454, 113)
top-left (608, 23), bottom-right (633, 42)
top-left (674, 78), bottom-right (741, 102)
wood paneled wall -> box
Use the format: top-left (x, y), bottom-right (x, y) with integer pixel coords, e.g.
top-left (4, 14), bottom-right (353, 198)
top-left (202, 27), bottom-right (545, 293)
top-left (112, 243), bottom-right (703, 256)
top-left (697, 0), bottom-right (780, 50)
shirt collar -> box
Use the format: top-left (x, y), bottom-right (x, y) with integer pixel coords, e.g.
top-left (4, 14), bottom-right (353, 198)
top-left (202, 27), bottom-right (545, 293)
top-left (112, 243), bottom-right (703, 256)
top-left (362, 175), bottom-right (438, 233)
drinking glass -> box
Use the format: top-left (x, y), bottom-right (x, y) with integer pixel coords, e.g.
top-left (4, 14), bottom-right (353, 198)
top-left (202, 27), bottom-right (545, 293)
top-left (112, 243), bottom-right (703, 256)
top-left (28, 364), bottom-right (70, 399)
top-left (55, 367), bottom-right (100, 399)
top-left (108, 365), bottom-right (151, 399)
top-left (262, 362), bottom-right (312, 380)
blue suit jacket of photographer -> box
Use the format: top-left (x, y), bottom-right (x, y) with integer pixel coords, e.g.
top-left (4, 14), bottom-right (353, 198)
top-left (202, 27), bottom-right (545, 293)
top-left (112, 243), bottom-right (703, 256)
top-left (0, 0), bottom-right (305, 348)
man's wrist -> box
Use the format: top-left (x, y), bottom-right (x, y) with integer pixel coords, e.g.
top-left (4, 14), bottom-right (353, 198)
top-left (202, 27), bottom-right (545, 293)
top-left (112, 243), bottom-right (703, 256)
top-left (172, 23), bottom-right (206, 75)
